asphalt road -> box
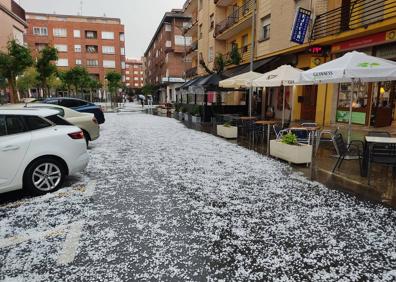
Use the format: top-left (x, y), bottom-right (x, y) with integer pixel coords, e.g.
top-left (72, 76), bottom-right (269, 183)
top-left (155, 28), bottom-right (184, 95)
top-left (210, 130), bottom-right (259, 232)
top-left (1, 107), bottom-right (395, 281)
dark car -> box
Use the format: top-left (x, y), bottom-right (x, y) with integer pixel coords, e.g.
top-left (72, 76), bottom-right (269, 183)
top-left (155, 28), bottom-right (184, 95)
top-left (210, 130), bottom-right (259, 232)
top-left (42, 97), bottom-right (105, 124)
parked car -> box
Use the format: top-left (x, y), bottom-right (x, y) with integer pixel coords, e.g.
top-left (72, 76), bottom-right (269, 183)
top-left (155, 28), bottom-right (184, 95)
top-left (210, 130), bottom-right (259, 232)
top-left (5, 103), bottom-right (100, 146)
top-left (41, 97), bottom-right (105, 124)
top-left (0, 108), bottom-right (89, 195)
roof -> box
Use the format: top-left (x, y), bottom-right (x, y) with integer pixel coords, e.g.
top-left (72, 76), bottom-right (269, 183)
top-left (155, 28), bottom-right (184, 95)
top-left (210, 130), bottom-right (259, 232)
top-left (26, 12), bottom-right (121, 23)
top-left (144, 11), bottom-right (191, 56)
top-left (0, 108), bottom-right (60, 117)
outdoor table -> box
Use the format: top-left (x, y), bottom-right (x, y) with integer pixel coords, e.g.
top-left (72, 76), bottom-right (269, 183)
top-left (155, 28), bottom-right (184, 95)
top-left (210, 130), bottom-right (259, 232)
top-left (239, 116), bottom-right (257, 120)
top-left (361, 136), bottom-right (396, 177)
top-left (255, 120), bottom-right (277, 156)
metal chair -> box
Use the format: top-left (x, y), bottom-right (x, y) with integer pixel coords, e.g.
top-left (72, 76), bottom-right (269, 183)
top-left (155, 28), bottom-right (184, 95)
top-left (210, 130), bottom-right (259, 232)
top-left (273, 124), bottom-right (288, 140)
top-left (368, 142), bottom-right (396, 185)
top-left (332, 133), bottom-right (363, 173)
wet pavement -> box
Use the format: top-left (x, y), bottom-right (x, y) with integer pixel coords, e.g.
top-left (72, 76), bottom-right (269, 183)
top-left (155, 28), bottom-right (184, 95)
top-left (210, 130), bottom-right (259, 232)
top-left (1, 108), bottom-right (396, 281)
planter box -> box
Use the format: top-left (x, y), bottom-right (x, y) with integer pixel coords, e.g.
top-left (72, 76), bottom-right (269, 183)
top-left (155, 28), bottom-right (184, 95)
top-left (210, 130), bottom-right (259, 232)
top-left (191, 115), bottom-right (201, 123)
top-left (270, 140), bottom-right (312, 164)
top-left (217, 125), bottom-right (238, 139)
top-left (184, 113), bottom-right (190, 122)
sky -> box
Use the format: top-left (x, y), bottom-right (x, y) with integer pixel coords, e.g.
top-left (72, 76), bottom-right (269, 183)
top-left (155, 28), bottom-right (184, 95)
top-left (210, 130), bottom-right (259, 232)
top-left (18, 0), bottom-right (186, 59)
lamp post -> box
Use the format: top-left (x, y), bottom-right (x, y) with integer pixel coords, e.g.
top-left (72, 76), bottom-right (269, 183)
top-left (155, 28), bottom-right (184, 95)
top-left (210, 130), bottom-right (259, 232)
top-left (248, 0), bottom-right (257, 117)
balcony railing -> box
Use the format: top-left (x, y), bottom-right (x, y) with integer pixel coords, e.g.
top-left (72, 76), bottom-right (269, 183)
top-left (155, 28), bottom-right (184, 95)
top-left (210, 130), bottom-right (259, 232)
top-left (187, 40), bottom-right (198, 54)
top-left (214, 0), bottom-right (253, 38)
top-left (225, 45), bottom-right (251, 65)
top-left (311, 0), bottom-right (396, 40)
top-left (11, 0), bottom-right (26, 21)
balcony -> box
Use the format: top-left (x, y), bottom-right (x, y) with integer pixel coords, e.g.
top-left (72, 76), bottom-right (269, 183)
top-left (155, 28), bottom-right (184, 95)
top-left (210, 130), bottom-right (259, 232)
top-left (225, 44), bottom-right (251, 65)
top-left (187, 40), bottom-right (198, 54)
top-left (214, 0), bottom-right (253, 40)
top-left (311, 0), bottom-right (396, 41)
top-left (214, 0), bottom-right (236, 6)
top-left (11, 0), bottom-right (25, 21)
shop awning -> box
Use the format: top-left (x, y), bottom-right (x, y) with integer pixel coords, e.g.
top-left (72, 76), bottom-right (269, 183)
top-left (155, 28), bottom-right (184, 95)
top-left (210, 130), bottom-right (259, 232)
top-left (223, 56), bottom-right (277, 77)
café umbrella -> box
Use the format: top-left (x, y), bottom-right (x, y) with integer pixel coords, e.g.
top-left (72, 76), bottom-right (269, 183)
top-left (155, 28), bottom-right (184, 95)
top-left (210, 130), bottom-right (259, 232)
top-left (252, 65), bottom-right (303, 126)
top-left (300, 51), bottom-right (396, 143)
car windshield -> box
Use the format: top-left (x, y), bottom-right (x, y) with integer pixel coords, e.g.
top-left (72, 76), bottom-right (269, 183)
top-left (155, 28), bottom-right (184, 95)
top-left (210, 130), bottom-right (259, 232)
top-left (44, 115), bottom-right (72, 126)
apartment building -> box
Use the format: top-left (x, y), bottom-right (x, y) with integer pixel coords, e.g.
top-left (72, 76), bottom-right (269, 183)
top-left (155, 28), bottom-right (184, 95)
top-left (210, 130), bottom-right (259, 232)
top-left (125, 58), bottom-right (144, 90)
top-left (0, 0), bottom-right (27, 50)
top-left (183, 0), bottom-right (199, 79)
top-left (144, 9), bottom-right (192, 103)
top-left (25, 12), bottom-right (126, 84)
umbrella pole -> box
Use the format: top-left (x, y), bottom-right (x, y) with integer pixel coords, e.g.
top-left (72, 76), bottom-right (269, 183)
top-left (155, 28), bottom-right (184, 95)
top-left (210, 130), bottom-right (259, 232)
top-left (282, 86), bottom-right (286, 127)
top-left (347, 79), bottom-right (354, 144)
top-left (249, 86), bottom-right (253, 117)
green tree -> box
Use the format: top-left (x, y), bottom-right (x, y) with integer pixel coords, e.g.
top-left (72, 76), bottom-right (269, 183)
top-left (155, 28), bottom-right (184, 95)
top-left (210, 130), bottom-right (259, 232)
top-left (229, 44), bottom-right (242, 66)
top-left (86, 77), bottom-right (102, 102)
top-left (36, 46), bottom-right (58, 98)
top-left (47, 74), bottom-right (62, 94)
top-left (214, 53), bottom-right (226, 74)
top-left (105, 71), bottom-right (122, 107)
top-left (141, 84), bottom-right (156, 97)
top-left (65, 66), bottom-right (90, 96)
top-left (0, 40), bottom-right (33, 103)
top-left (16, 67), bottom-right (39, 98)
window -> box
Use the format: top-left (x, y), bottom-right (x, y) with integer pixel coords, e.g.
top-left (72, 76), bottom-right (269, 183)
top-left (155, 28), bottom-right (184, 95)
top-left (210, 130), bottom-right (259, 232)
top-left (242, 34), bottom-right (249, 52)
top-left (175, 36), bottom-right (192, 46)
top-left (208, 46), bottom-right (214, 62)
top-left (56, 59), bottom-right (69, 67)
top-left (86, 45), bottom-right (98, 53)
top-left (134, 77), bottom-right (138, 81)
top-left (85, 30), bottom-right (97, 39)
top-left (0, 116), bottom-right (6, 136)
top-left (74, 44), bottom-right (81, 52)
top-left (13, 28), bottom-right (24, 45)
top-left (35, 43), bottom-right (48, 51)
top-left (120, 47), bottom-right (125, 55)
top-left (134, 83), bottom-right (139, 87)
top-left (166, 40), bottom-right (172, 48)
top-left (87, 59), bottom-right (99, 67)
top-left (134, 71), bottom-right (138, 74)
top-left (75, 59), bottom-right (82, 65)
top-left (33, 27), bottom-right (48, 36)
top-left (209, 14), bottom-right (214, 30)
top-left (141, 77), bottom-right (144, 81)
top-left (103, 60), bottom-right (116, 68)
top-left (121, 61), bottom-right (126, 69)
top-left (260, 15), bottom-right (271, 41)
top-left (73, 29), bottom-right (81, 38)
top-left (54, 44), bottom-right (68, 52)
top-left (101, 31), bottom-right (114, 40)
top-left (24, 116), bottom-right (52, 131)
top-left (126, 71), bottom-right (129, 74)
top-left (5, 116), bottom-right (26, 135)
top-left (119, 33), bottom-right (125, 41)
top-left (199, 24), bottom-right (203, 39)
top-left (102, 46), bottom-right (115, 54)
top-left (165, 24), bottom-right (172, 32)
top-left (53, 28), bottom-right (67, 37)
top-left (126, 77), bottom-right (130, 81)
top-left (199, 0), bottom-right (203, 11)
top-left (44, 115), bottom-right (71, 126)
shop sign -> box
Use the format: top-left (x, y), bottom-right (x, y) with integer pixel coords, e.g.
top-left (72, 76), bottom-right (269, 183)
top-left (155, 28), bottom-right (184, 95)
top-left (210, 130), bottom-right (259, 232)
top-left (332, 30), bottom-right (396, 53)
top-left (336, 110), bottom-right (366, 125)
top-left (290, 7), bottom-right (312, 44)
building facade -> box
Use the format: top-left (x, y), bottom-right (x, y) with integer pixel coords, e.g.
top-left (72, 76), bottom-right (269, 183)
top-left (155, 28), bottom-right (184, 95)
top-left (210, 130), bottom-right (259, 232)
top-left (144, 9), bottom-right (192, 103)
top-left (25, 12), bottom-right (126, 85)
top-left (0, 0), bottom-right (27, 50)
top-left (125, 58), bottom-right (144, 91)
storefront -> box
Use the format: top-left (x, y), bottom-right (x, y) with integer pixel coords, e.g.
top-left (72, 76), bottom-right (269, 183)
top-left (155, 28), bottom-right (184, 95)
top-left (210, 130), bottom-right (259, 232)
top-left (332, 29), bottom-right (396, 127)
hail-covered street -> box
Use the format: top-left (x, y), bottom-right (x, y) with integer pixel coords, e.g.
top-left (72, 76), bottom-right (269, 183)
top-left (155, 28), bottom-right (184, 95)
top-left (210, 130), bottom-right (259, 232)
top-left (0, 107), bottom-right (395, 281)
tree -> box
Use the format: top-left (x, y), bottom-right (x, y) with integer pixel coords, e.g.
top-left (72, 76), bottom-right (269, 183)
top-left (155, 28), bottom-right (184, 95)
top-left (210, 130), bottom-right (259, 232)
top-left (86, 77), bottom-right (102, 102)
top-left (0, 40), bottom-right (33, 103)
top-left (105, 71), bottom-right (122, 108)
top-left (36, 46), bottom-right (58, 98)
top-left (16, 67), bottom-right (39, 98)
top-left (229, 44), bottom-right (242, 66)
top-left (214, 53), bottom-right (226, 74)
top-left (47, 74), bottom-right (62, 94)
top-left (65, 66), bottom-right (90, 96)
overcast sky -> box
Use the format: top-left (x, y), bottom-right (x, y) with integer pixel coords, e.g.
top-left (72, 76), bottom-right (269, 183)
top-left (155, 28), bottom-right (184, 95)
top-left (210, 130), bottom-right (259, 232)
top-left (18, 0), bottom-right (186, 59)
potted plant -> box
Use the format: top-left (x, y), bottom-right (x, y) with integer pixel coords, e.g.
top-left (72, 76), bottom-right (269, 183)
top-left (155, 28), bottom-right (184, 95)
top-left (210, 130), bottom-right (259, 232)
top-left (190, 105), bottom-right (201, 123)
top-left (270, 132), bottom-right (312, 164)
top-left (174, 103), bottom-right (181, 119)
top-left (217, 121), bottom-right (238, 139)
top-left (181, 107), bottom-right (189, 121)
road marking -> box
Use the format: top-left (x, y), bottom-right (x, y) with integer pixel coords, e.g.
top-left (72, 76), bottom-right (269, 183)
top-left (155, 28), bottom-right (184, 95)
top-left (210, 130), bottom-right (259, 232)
top-left (57, 221), bottom-right (84, 265)
top-left (85, 180), bottom-right (97, 197)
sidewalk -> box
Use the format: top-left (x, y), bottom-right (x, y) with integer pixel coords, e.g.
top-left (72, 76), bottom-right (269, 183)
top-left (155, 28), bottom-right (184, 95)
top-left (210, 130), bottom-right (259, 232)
top-left (176, 118), bottom-right (396, 208)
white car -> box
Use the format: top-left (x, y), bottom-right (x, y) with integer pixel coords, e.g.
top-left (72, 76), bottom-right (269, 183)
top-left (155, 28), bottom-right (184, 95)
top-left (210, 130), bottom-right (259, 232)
top-left (3, 103), bottom-right (100, 145)
top-left (0, 108), bottom-right (89, 195)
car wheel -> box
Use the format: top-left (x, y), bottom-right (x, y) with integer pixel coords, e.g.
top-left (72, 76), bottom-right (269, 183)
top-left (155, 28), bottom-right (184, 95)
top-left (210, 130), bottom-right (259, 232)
top-left (24, 158), bottom-right (66, 195)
